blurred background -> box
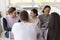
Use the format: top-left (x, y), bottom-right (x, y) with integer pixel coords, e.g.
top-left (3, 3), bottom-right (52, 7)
top-left (0, 0), bottom-right (60, 40)
top-left (0, 0), bottom-right (60, 16)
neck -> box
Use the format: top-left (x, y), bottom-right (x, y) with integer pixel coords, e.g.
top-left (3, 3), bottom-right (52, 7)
top-left (44, 14), bottom-right (49, 17)
top-left (10, 15), bottom-right (16, 18)
top-left (32, 16), bottom-right (37, 19)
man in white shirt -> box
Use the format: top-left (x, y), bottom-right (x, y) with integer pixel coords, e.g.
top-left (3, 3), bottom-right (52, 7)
top-left (12, 10), bottom-right (37, 40)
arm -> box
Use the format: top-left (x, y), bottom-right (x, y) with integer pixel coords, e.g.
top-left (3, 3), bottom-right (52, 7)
top-left (36, 19), bottom-right (41, 39)
top-left (10, 32), bottom-right (14, 40)
top-left (3, 18), bottom-right (11, 31)
top-left (37, 19), bottom-right (41, 28)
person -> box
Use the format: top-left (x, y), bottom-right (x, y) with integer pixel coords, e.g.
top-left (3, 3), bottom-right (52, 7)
top-left (39, 5), bottom-right (51, 28)
top-left (47, 12), bottom-right (60, 40)
top-left (29, 8), bottom-right (41, 39)
top-left (30, 8), bottom-right (40, 26)
top-left (3, 7), bottom-right (20, 38)
top-left (30, 8), bottom-right (41, 28)
top-left (0, 13), bottom-right (4, 39)
top-left (38, 5), bottom-right (51, 40)
top-left (0, 13), bottom-right (9, 40)
top-left (12, 10), bottom-right (37, 40)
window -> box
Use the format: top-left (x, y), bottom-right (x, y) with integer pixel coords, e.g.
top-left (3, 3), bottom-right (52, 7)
top-left (21, 0), bottom-right (32, 2)
top-left (10, 0), bottom-right (32, 4)
top-left (56, 0), bottom-right (60, 2)
top-left (10, 0), bottom-right (57, 4)
top-left (10, 0), bottom-right (21, 4)
top-left (34, 0), bottom-right (55, 3)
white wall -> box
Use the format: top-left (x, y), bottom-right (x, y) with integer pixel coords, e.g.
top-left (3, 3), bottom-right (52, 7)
top-left (0, 0), bottom-right (9, 16)
top-left (0, 1), bottom-right (60, 16)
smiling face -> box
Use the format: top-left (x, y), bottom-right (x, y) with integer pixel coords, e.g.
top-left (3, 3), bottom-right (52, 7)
top-left (10, 10), bottom-right (17, 18)
top-left (8, 7), bottom-right (17, 18)
top-left (30, 11), bottom-right (36, 18)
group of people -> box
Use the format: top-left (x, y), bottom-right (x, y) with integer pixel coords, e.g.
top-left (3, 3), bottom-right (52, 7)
top-left (0, 5), bottom-right (60, 40)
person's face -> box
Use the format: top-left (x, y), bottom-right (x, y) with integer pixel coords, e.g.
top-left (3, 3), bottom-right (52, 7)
top-left (44, 8), bottom-right (50, 16)
top-left (30, 11), bottom-right (36, 18)
top-left (11, 10), bottom-right (17, 18)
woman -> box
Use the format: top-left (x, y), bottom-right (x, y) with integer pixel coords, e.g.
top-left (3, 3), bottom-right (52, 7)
top-left (0, 13), bottom-right (4, 40)
top-left (3, 7), bottom-right (20, 38)
top-left (39, 5), bottom-right (51, 28)
top-left (0, 13), bottom-right (9, 40)
top-left (38, 5), bottom-right (51, 40)
top-left (30, 8), bottom-right (41, 39)
top-left (47, 12), bottom-right (60, 40)
top-left (30, 8), bottom-right (40, 26)
top-left (12, 10), bottom-right (37, 40)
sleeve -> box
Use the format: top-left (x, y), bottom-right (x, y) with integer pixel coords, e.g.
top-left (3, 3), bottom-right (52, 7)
top-left (38, 15), bottom-right (41, 20)
top-left (3, 18), bottom-right (11, 31)
top-left (38, 15), bottom-right (40, 20)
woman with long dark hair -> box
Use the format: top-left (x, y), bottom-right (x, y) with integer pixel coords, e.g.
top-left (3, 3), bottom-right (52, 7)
top-left (47, 12), bottom-right (60, 40)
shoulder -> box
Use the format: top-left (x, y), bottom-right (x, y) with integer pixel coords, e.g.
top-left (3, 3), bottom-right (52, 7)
top-left (12, 23), bottom-right (21, 31)
top-left (25, 23), bottom-right (36, 27)
top-left (38, 14), bottom-right (43, 17)
top-left (3, 15), bottom-right (10, 20)
top-left (30, 23), bottom-right (37, 27)
top-left (28, 16), bottom-right (33, 22)
top-left (4, 15), bottom-right (9, 18)
top-left (38, 14), bottom-right (44, 19)
top-left (28, 23), bottom-right (36, 28)
top-left (29, 23), bottom-right (36, 25)
top-left (13, 23), bottom-right (20, 27)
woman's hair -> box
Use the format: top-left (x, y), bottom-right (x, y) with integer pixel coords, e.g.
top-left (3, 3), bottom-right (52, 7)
top-left (20, 10), bottom-right (29, 21)
top-left (47, 12), bottom-right (60, 40)
top-left (8, 7), bottom-right (16, 14)
top-left (31, 8), bottom-right (38, 16)
top-left (42, 5), bottom-right (51, 13)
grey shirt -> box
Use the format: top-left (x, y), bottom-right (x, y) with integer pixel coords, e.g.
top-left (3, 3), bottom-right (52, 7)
top-left (38, 14), bottom-right (49, 28)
